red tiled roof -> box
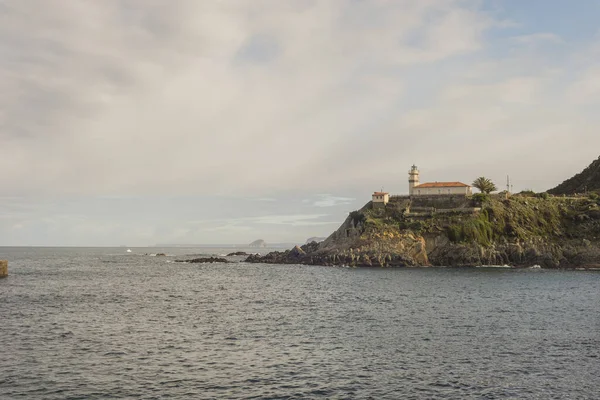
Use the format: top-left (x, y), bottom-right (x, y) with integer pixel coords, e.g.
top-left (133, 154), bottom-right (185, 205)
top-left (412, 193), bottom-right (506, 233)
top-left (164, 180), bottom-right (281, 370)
top-left (414, 182), bottom-right (470, 188)
top-left (373, 191), bottom-right (389, 195)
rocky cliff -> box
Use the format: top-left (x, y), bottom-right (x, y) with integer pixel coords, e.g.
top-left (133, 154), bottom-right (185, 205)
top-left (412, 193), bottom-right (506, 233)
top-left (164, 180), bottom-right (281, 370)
top-left (246, 195), bottom-right (600, 269)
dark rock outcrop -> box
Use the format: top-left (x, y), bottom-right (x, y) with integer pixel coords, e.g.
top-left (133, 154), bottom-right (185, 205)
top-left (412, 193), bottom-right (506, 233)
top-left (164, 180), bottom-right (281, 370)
top-left (226, 251), bottom-right (249, 256)
top-left (176, 257), bottom-right (229, 264)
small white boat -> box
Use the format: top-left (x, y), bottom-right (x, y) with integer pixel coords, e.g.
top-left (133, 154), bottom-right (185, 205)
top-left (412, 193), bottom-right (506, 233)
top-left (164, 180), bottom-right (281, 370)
top-left (126, 249), bottom-right (132, 253)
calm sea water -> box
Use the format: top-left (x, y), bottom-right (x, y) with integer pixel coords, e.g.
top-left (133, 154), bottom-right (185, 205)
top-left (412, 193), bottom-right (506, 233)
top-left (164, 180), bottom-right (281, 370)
top-left (1, 247), bottom-right (599, 399)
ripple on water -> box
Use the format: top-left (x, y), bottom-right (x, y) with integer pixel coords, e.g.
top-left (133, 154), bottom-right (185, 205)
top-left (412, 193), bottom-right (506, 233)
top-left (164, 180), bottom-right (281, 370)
top-left (1, 249), bottom-right (599, 399)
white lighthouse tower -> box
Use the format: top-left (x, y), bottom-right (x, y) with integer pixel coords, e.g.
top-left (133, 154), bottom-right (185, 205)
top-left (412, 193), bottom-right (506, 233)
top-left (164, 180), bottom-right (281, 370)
top-left (408, 165), bottom-right (420, 195)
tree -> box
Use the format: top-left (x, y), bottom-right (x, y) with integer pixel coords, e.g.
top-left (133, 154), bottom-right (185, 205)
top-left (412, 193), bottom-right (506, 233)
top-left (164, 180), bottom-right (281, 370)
top-left (471, 192), bottom-right (489, 205)
top-left (472, 177), bottom-right (497, 194)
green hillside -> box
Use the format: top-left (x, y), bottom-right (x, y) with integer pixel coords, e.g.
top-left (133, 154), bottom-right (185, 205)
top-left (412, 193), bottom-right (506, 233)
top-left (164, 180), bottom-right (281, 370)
top-left (549, 156), bottom-right (600, 195)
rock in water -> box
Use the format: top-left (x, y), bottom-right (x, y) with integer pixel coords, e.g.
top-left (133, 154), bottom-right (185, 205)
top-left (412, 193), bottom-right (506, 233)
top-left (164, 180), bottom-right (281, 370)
top-left (0, 260), bottom-right (7, 278)
top-left (175, 257), bottom-right (229, 264)
top-left (226, 251), bottom-right (249, 256)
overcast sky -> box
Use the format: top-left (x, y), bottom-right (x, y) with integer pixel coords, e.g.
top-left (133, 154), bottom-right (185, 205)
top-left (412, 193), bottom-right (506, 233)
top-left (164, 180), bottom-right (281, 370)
top-left (1, 0), bottom-right (600, 246)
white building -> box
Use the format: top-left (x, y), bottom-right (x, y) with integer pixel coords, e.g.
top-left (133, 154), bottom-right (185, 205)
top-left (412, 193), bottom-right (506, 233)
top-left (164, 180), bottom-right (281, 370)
top-left (413, 182), bottom-right (472, 196)
top-left (408, 165), bottom-right (472, 196)
top-left (372, 191), bottom-right (389, 207)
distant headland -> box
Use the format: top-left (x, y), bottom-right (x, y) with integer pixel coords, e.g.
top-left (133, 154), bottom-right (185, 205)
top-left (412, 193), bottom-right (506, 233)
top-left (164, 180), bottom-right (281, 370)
top-left (249, 239), bottom-right (267, 248)
top-left (247, 157), bottom-right (600, 269)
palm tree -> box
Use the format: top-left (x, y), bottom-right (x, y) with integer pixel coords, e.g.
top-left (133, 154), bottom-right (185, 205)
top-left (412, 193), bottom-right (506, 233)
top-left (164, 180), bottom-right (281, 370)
top-left (472, 177), bottom-right (497, 194)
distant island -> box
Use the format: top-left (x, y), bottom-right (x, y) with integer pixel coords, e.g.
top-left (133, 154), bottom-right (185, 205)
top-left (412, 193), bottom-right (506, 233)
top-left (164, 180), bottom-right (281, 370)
top-left (247, 157), bottom-right (600, 269)
top-left (249, 239), bottom-right (267, 248)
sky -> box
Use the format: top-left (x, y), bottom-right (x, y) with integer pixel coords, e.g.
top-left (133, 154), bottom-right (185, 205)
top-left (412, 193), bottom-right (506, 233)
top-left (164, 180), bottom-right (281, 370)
top-left (1, 0), bottom-right (600, 246)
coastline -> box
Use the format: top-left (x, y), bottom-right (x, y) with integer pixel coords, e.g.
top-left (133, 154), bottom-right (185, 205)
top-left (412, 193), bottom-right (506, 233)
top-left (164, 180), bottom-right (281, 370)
top-left (246, 194), bottom-right (600, 270)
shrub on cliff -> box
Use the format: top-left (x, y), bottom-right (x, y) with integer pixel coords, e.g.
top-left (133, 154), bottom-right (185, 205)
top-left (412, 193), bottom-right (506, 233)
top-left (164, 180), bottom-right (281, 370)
top-left (446, 211), bottom-right (493, 246)
top-left (349, 210), bottom-right (366, 225)
top-left (536, 192), bottom-right (550, 200)
top-left (518, 190), bottom-right (536, 197)
top-left (471, 192), bottom-right (489, 205)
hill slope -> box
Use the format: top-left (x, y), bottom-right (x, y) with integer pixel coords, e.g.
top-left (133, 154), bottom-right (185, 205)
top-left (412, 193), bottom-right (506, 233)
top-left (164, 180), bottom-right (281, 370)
top-left (548, 156), bottom-right (600, 195)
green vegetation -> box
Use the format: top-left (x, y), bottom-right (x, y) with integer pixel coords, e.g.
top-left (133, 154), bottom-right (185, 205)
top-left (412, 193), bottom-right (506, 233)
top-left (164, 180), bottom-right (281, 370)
top-left (364, 206), bottom-right (401, 230)
top-left (446, 211), bottom-right (494, 246)
top-left (535, 192), bottom-right (550, 199)
top-left (349, 210), bottom-right (366, 225)
top-left (350, 192), bottom-right (600, 255)
top-left (518, 190), bottom-right (536, 197)
top-left (360, 195), bottom-right (600, 248)
top-left (442, 196), bottom-right (600, 245)
top-left (471, 192), bottom-right (490, 205)
top-left (472, 177), bottom-right (497, 194)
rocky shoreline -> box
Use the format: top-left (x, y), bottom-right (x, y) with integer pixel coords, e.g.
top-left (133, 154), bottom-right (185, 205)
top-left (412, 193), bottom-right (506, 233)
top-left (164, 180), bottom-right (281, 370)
top-left (245, 240), bottom-right (600, 269)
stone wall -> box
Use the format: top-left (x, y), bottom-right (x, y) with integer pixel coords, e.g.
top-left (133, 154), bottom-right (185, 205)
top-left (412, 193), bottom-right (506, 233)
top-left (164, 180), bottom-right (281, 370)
top-left (410, 195), bottom-right (472, 210)
top-left (388, 197), bottom-right (411, 210)
top-left (390, 195), bottom-right (410, 201)
top-left (0, 260), bottom-right (7, 278)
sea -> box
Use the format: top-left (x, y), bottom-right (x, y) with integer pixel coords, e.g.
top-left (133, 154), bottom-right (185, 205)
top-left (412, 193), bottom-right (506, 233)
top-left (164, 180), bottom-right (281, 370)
top-left (1, 246), bottom-right (599, 399)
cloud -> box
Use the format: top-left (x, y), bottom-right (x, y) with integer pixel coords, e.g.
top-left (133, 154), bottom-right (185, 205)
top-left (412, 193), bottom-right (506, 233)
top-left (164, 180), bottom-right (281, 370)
top-left (2, 1), bottom-right (600, 245)
top-left (0, 194), bottom-right (354, 245)
top-left (307, 194), bottom-right (356, 208)
top-left (511, 32), bottom-right (563, 45)
top-left (567, 66), bottom-right (600, 104)
top-left (0, 0), bottom-right (495, 197)
top-left (247, 197), bottom-right (278, 202)
top-left (225, 214), bottom-right (336, 227)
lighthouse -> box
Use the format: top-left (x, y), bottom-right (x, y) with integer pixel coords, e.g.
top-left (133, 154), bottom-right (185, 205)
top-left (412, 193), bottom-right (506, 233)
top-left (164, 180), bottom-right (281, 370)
top-left (408, 165), bottom-right (420, 195)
